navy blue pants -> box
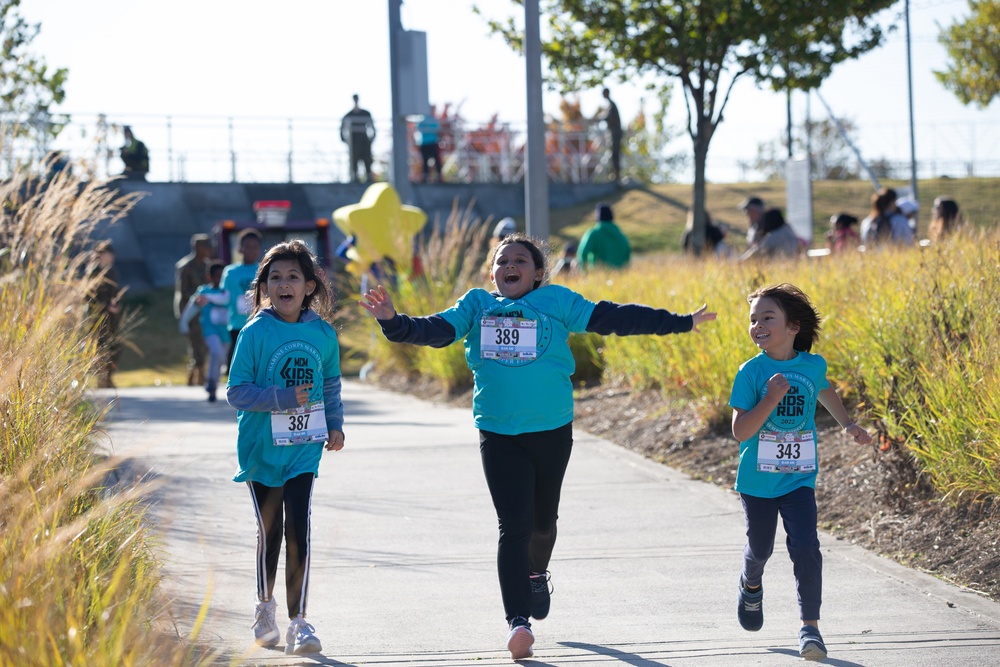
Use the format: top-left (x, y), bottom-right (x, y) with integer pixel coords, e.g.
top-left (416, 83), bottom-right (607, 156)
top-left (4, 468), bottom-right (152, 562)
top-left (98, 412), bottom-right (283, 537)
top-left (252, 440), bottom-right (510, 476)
top-left (740, 485), bottom-right (822, 620)
top-left (480, 423), bottom-right (573, 623)
top-left (248, 473), bottom-right (315, 619)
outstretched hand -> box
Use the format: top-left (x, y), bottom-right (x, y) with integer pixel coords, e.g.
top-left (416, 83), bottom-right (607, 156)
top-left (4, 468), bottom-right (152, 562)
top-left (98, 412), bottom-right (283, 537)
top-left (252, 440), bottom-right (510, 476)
top-left (360, 285), bottom-right (397, 320)
top-left (690, 304), bottom-right (717, 333)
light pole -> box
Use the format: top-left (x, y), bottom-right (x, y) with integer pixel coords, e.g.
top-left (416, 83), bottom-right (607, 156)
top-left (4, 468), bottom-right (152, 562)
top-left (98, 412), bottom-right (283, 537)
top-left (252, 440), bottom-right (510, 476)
top-left (905, 0), bottom-right (918, 203)
top-left (524, 0), bottom-right (549, 238)
top-left (388, 0), bottom-right (414, 202)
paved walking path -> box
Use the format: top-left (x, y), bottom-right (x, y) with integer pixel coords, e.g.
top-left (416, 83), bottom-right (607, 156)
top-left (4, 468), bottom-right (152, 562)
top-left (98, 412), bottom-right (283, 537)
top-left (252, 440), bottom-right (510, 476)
top-left (94, 382), bottom-right (1000, 666)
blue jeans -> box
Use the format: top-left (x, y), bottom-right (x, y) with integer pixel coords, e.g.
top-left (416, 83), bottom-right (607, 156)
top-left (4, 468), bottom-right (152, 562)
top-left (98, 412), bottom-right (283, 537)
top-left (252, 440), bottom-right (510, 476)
top-left (740, 485), bottom-right (822, 620)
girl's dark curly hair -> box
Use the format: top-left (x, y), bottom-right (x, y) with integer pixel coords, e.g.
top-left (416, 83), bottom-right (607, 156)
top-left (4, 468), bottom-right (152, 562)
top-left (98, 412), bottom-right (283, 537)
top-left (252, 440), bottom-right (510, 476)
top-left (250, 239), bottom-right (332, 319)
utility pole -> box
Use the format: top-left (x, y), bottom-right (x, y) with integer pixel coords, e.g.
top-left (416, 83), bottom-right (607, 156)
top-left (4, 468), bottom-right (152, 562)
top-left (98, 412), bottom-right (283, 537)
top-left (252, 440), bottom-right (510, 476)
top-left (905, 0), bottom-right (919, 203)
top-left (388, 0), bottom-right (414, 203)
top-left (524, 0), bottom-right (549, 238)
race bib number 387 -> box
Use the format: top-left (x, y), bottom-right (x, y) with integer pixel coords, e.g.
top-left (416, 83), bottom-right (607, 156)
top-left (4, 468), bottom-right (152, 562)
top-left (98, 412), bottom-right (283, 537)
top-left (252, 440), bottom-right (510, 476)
top-left (480, 316), bottom-right (537, 360)
top-left (272, 401), bottom-right (328, 446)
top-left (757, 430), bottom-right (816, 473)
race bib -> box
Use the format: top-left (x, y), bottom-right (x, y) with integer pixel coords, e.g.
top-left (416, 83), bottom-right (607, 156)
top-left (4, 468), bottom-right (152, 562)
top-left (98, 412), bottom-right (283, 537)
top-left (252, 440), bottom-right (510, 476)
top-left (271, 401), bottom-right (328, 446)
top-left (480, 316), bottom-right (537, 360)
top-left (757, 430), bottom-right (816, 473)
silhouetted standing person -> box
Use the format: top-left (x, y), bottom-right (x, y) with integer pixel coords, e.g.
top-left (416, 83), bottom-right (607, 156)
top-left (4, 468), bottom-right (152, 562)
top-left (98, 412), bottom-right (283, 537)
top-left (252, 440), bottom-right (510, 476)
top-left (87, 241), bottom-right (124, 388)
top-left (602, 88), bottom-right (623, 185)
top-left (174, 233), bottom-right (212, 386)
top-left (119, 126), bottom-right (149, 181)
top-left (341, 94), bottom-right (376, 183)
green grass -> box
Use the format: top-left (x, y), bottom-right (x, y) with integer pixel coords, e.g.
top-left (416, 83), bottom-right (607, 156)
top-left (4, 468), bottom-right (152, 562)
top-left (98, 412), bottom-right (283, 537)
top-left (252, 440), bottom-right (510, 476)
top-left (547, 177), bottom-right (1000, 254)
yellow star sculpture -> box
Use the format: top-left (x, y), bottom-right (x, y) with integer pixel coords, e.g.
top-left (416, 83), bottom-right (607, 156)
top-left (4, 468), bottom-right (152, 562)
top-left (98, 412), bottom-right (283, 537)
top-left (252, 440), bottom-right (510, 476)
top-left (332, 183), bottom-right (427, 278)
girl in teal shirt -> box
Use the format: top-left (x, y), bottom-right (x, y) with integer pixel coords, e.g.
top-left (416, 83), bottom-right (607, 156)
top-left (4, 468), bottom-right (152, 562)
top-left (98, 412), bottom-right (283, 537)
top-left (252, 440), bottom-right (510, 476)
top-left (362, 232), bottom-right (715, 660)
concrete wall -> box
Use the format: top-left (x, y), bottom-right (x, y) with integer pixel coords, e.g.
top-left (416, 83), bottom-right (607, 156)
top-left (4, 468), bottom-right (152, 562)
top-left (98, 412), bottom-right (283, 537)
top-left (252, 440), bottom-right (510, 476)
top-left (94, 180), bottom-right (619, 292)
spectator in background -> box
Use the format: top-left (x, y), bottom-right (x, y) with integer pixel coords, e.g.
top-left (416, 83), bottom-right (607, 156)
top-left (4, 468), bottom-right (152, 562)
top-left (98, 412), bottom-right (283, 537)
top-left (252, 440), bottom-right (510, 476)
top-left (551, 242), bottom-right (578, 278)
top-left (341, 94), bottom-right (376, 183)
top-left (220, 229), bottom-right (263, 372)
top-left (174, 233), bottom-right (212, 386)
top-left (861, 189), bottom-right (913, 248)
top-left (119, 126), bottom-right (149, 180)
top-left (896, 197), bottom-right (919, 235)
top-left (601, 87), bottom-right (623, 186)
top-left (826, 213), bottom-right (860, 254)
top-left (739, 196), bottom-right (766, 248)
top-left (87, 241), bottom-right (124, 388)
top-left (577, 203), bottom-right (631, 269)
top-left (741, 208), bottom-right (800, 261)
top-left (682, 210), bottom-right (732, 258)
top-left (415, 107), bottom-right (443, 183)
top-left (929, 196), bottom-right (962, 243)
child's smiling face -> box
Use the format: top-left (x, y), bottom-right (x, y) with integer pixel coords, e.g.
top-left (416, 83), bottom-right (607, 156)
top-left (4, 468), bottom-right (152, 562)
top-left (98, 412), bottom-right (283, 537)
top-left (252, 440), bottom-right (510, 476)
top-left (266, 259), bottom-right (315, 323)
top-left (748, 296), bottom-right (798, 359)
top-left (491, 242), bottom-right (544, 299)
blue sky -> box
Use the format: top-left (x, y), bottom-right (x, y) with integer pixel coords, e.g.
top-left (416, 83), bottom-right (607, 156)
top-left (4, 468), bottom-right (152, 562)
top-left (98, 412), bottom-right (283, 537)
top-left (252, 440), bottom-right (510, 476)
top-left (19, 0), bottom-right (998, 183)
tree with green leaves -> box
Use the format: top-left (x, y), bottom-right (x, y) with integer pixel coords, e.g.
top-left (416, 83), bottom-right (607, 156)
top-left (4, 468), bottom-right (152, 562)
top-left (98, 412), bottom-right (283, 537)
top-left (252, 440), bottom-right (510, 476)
top-left (1, 0), bottom-right (69, 173)
top-left (482, 0), bottom-right (895, 252)
top-left (935, 0), bottom-right (1000, 108)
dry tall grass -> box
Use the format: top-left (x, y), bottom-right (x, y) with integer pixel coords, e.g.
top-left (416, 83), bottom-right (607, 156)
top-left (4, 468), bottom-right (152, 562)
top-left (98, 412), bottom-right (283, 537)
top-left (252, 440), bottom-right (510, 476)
top-left (0, 166), bottom-right (212, 665)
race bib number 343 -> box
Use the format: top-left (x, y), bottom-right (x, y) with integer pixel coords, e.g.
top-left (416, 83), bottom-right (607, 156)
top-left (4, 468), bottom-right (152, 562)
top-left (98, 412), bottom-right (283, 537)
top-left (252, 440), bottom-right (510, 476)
top-left (757, 430), bottom-right (816, 473)
top-left (272, 401), bottom-right (328, 446)
top-left (480, 316), bottom-right (537, 360)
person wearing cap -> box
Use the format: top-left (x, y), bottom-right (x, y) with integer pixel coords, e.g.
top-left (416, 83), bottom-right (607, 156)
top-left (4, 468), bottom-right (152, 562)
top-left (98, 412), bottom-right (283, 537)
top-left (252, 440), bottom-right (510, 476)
top-left (577, 204), bottom-right (631, 269)
top-left (87, 241), bottom-right (124, 388)
top-left (896, 197), bottom-right (919, 234)
top-left (174, 233), bottom-right (213, 386)
top-left (739, 196), bottom-right (766, 247)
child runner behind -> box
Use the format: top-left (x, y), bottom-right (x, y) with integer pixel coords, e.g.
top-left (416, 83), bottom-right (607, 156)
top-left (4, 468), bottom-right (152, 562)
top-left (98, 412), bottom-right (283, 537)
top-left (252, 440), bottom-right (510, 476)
top-left (360, 232), bottom-right (716, 660)
top-left (180, 259), bottom-right (230, 401)
top-left (227, 240), bottom-right (346, 655)
top-left (729, 283), bottom-right (872, 661)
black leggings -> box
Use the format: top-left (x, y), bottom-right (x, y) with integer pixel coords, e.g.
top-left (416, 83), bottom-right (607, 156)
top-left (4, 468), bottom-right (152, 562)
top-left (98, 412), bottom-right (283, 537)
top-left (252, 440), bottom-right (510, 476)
top-left (480, 423), bottom-right (573, 622)
top-left (247, 473), bottom-right (315, 619)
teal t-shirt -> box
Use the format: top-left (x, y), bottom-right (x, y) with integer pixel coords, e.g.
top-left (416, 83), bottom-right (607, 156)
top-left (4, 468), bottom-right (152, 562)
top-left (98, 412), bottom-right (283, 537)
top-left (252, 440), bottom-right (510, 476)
top-left (220, 262), bottom-right (259, 331)
top-left (438, 285), bottom-right (596, 435)
top-left (229, 310), bottom-right (341, 486)
top-left (729, 351), bottom-right (830, 498)
top-left (195, 284), bottom-right (229, 340)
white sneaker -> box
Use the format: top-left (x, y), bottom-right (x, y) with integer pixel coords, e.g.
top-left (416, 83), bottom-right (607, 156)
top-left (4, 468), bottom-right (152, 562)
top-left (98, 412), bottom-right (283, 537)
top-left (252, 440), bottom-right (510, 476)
top-left (252, 597), bottom-right (280, 647)
top-left (285, 615), bottom-right (322, 655)
top-left (506, 618), bottom-right (534, 660)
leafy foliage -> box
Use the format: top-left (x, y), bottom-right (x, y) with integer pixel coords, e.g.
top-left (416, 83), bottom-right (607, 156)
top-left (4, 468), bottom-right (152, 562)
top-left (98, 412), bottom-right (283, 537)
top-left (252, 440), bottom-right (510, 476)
top-left (0, 0), bottom-right (69, 168)
top-left (934, 0), bottom-right (1000, 108)
top-left (480, 0), bottom-right (896, 252)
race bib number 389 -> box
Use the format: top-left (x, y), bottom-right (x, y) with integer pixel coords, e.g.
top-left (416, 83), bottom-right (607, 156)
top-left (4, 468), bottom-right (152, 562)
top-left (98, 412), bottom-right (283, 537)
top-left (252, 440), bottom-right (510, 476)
top-left (272, 401), bottom-right (328, 446)
top-left (480, 316), bottom-right (537, 360)
top-left (757, 430), bottom-right (816, 473)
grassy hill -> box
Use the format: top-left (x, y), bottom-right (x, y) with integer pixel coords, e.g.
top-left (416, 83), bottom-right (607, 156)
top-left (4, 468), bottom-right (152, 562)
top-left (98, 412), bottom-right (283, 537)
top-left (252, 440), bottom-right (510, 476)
top-left (550, 177), bottom-right (1000, 254)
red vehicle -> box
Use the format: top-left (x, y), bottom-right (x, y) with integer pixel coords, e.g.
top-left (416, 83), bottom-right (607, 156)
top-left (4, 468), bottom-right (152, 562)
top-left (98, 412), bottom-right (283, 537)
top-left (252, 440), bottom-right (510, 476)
top-left (213, 200), bottom-right (334, 267)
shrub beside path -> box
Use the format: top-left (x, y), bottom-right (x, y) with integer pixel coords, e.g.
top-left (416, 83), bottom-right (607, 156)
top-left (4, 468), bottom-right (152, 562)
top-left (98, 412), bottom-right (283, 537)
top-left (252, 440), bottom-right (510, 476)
top-left (96, 381), bottom-right (1000, 666)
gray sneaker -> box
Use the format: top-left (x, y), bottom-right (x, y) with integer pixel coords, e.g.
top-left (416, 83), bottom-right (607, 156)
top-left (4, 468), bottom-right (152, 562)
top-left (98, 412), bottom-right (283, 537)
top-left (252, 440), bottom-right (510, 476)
top-left (530, 571), bottom-right (552, 620)
top-left (252, 597), bottom-right (280, 647)
top-left (799, 624), bottom-right (828, 661)
top-left (285, 615), bottom-right (322, 655)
